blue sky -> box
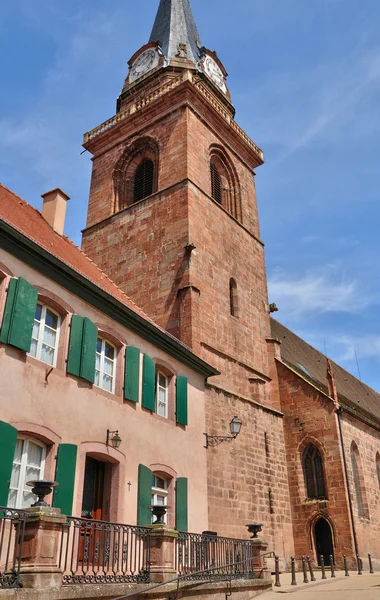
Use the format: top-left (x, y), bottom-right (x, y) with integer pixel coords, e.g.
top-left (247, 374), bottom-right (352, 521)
top-left (1, 0), bottom-right (380, 390)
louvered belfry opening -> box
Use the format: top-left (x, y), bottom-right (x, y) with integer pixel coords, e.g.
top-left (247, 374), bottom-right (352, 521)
top-left (211, 163), bottom-right (222, 204)
top-left (134, 158), bottom-right (154, 203)
top-left (303, 444), bottom-right (326, 499)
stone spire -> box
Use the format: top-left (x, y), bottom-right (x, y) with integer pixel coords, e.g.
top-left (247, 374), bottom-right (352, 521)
top-left (149, 0), bottom-right (203, 64)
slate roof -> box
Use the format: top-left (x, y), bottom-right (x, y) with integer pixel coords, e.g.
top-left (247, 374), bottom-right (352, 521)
top-left (149, 0), bottom-right (203, 63)
top-left (0, 182), bottom-right (218, 376)
top-left (271, 318), bottom-right (380, 426)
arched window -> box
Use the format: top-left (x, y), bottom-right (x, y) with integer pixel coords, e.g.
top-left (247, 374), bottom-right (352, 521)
top-left (134, 158), bottom-right (154, 202)
top-left (350, 442), bottom-right (365, 516)
top-left (113, 138), bottom-right (159, 211)
top-left (8, 436), bottom-right (46, 509)
top-left (229, 278), bottom-right (239, 317)
top-left (209, 147), bottom-right (241, 220)
top-left (29, 303), bottom-right (61, 367)
top-left (95, 337), bottom-right (117, 393)
top-left (211, 163), bottom-right (222, 204)
top-left (376, 453), bottom-right (380, 489)
top-left (303, 444), bottom-right (326, 499)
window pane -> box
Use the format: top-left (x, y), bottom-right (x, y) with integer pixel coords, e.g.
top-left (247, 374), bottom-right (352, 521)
top-left (157, 402), bottom-right (166, 417)
top-left (45, 309), bottom-right (58, 330)
top-left (27, 442), bottom-right (43, 468)
top-left (156, 477), bottom-right (166, 489)
top-left (14, 439), bottom-right (24, 463)
top-left (97, 339), bottom-right (102, 353)
top-left (32, 320), bottom-right (40, 341)
top-left (29, 339), bottom-right (38, 358)
top-left (41, 344), bottom-right (54, 365)
top-left (95, 354), bottom-right (101, 371)
top-left (25, 466), bottom-right (41, 483)
top-left (104, 343), bottom-right (115, 360)
top-left (156, 494), bottom-right (166, 506)
top-left (158, 373), bottom-right (166, 388)
top-left (43, 326), bottom-right (56, 348)
top-left (10, 463), bottom-right (21, 489)
top-left (34, 304), bottom-right (42, 322)
top-left (94, 370), bottom-right (100, 387)
top-left (102, 374), bottom-right (113, 392)
top-left (104, 357), bottom-right (114, 377)
top-left (7, 489), bottom-right (17, 509)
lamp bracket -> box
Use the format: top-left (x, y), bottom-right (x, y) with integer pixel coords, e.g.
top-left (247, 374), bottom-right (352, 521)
top-left (106, 429), bottom-right (119, 447)
top-left (204, 433), bottom-right (237, 449)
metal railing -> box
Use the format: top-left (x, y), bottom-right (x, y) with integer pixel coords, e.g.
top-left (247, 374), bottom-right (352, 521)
top-left (175, 531), bottom-right (258, 579)
top-left (59, 517), bottom-right (151, 585)
top-left (0, 507), bottom-right (26, 589)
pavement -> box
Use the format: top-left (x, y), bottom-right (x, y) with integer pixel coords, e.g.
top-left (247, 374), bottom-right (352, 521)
top-left (264, 570), bottom-right (380, 599)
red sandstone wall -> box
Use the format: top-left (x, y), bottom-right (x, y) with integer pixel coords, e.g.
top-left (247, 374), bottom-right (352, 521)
top-left (204, 386), bottom-right (294, 559)
top-left (277, 362), bottom-right (355, 562)
top-left (340, 413), bottom-right (380, 565)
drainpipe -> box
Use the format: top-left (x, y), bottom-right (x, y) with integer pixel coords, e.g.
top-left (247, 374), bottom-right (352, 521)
top-left (337, 407), bottom-right (359, 556)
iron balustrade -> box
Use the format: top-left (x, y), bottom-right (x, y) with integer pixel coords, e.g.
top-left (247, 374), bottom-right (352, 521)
top-left (60, 517), bottom-right (151, 585)
top-left (0, 507), bottom-right (26, 589)
top-left (175, 532), bottom-right (258, 579)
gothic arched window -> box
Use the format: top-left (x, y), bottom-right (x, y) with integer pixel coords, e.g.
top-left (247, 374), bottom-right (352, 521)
top-left (211, 163), bottom-right (222, 204)
top-left (350, 442), bottom-right (366, 517)
top-left (303, 444), bottom-right (326, 499)
top-left (134, 158), bottom-right (154, 202)
top-left (209, 146), bottom-right (241, 220)
top-left (113, 138), bottom-right (159, 211)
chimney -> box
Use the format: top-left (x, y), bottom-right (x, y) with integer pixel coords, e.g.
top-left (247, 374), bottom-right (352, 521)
top-left (41, 188), bottom-right (70, 236)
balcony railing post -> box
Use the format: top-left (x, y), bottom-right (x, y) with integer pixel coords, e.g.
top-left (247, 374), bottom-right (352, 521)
top-left (250, 537), bottom-right (269, 578)
top-left (149, 524), bottom-right (179, 583)
top-left (16, 506), bottom-right (67, 589)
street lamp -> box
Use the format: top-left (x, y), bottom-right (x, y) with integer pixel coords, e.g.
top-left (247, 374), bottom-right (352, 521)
top-left (106, 429), bottom-right (122, 449)
top-left (204, 416), bottom-right (242, 449)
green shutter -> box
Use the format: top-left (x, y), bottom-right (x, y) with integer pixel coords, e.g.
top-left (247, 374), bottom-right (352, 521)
top-left (80, 318), bottom-right (98, 383)
top-left (0, 422), bottom-right (18, 507)
top-left (0, 278), bottom-right (18, 345)
top-left (67, 315), bottom-right (84, 377)
top-left (176, 376), bottom-right (188, 426)
top-left (53, 444), bottom-right (78, 516)
top-left (124, 346), bottom-right (140, 402)
top-left (175, 477), bottom-right (188, 532)
top-left (0, 278), bottom-right (37, 352)
top-left (67, 316), bottom-right (97, 383)
top-left (142, 355), bottom-right (155, 411)
top-left (137, 464), bottom-right (152, 526)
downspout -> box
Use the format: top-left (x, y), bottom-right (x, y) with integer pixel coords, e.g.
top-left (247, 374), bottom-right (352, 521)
top-left (337, 407), bottom-right (359, 556)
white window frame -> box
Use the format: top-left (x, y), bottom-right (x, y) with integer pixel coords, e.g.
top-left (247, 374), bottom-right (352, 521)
top-left (95, 337), bottom-right (117, 394)
top-left (156, 371), bottom-right (169, 418)
top-left (151, 474), bottom-right (168, 524)
top-left (8, 436), bottom-right (46, 509)
top-left (29, 302), bottom-right (61, 367)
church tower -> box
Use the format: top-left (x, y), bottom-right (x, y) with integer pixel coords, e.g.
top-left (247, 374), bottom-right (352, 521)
top-left (82, 0), bottom-right (294, 554)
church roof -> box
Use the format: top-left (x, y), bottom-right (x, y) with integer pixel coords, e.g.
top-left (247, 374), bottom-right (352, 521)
top-left (149, 0), bottom-right (203, 63)
top-left (271, 318), bottom-right (380, 426)
top-left (0, 182), bottom-right (218, 377)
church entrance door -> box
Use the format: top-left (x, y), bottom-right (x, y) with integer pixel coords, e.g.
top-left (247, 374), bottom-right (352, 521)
top-left (314, 518), bottom-right (334, 565)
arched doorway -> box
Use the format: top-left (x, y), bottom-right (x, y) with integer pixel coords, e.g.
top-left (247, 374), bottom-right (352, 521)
top-left (314, 518), bottom-right (334, 565)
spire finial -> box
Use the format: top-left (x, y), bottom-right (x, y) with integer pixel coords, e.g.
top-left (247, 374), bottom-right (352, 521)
top-left (149, 0), bottom-right (203, 63)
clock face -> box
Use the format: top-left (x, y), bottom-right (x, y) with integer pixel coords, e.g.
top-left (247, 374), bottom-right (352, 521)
top-left (130, 49), bottom-right (158, 83)
top-left (203, 56), bottom-right (227, 93)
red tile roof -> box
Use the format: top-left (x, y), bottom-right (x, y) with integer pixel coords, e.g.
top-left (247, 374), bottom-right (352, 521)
top-left (0, 182), bottom-right (183, 344)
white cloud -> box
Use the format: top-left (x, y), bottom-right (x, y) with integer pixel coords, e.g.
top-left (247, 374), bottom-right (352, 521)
top-left (268, 267), bottom-right (370, 318)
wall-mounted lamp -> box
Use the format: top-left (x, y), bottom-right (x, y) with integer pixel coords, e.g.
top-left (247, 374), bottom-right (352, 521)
top-left (106, 429), bottom-right (122, 450)
top-left (204, 416), bottom-right (242, 449)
